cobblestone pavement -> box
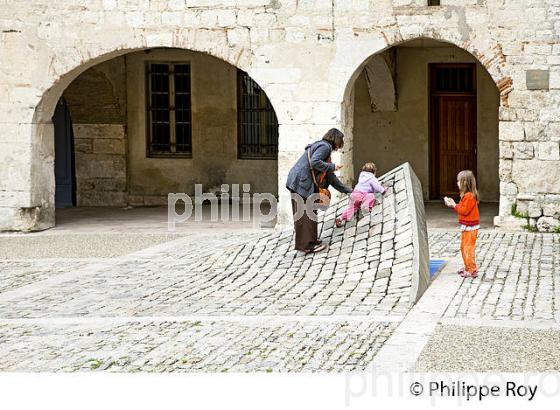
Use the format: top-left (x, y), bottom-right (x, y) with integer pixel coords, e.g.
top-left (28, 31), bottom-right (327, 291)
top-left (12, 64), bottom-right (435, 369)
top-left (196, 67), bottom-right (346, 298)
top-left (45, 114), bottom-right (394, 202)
top-left (0, 319), bottom-right (395, 372)
top-left (0, 165), bottom-right (421, 372)
top-left (0, 225), bottom-right (404, 371)
top-left (0, 260), bottom-right (88, 294)
top-left (0, 166), bottom-right (419, 320)
top-left (0, 229), bottom-right (408, 319)
top-left (427, 230), bottom-right (462, 259)
top-left (432, 231), bottom-right (560, 322)
top-left (0, 224), bottom-right (558, 371)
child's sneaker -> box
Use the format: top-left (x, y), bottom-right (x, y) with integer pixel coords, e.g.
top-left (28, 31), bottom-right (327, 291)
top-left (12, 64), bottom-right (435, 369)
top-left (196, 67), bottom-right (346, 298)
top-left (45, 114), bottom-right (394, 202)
top-left (335, 218), bottom-right (344, 228)
top-left (456, 268), bottom-right (465, 275)
top-left (460, 270), bottom-right (478, 279)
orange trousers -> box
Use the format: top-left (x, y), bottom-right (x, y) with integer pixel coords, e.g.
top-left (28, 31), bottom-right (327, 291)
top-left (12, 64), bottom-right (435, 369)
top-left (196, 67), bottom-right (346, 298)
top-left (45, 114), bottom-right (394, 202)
top-left (460, 229), bottom-right (478, 273)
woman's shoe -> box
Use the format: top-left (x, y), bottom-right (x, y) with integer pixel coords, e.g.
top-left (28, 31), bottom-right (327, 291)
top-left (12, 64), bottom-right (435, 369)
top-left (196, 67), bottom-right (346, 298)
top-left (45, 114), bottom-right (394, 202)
top-left (304, 243), bottom-right (326, 254)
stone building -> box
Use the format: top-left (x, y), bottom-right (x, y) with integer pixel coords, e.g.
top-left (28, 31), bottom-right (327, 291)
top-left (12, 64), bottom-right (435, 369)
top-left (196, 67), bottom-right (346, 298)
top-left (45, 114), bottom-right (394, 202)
top-left (0, 0), bottom-right (559, 231)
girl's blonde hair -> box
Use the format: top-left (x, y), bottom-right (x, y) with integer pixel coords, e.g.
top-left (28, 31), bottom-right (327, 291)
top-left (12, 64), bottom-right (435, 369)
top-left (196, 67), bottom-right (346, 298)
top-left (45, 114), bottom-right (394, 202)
top-left (362, 162), bottom-right (377, 175)
top-left (457, 170), bottom-right (479, 201)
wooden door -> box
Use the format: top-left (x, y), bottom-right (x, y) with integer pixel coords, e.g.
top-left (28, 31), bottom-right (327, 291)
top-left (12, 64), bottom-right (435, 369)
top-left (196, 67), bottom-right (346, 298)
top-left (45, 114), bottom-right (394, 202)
top-left (429, 64), bottom-right (477, 199)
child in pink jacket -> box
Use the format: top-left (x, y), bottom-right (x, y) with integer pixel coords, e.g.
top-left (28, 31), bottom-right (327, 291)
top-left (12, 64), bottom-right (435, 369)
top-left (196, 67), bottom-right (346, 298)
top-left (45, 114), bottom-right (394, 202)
top-left (335, 162), bottom-right (388, 227)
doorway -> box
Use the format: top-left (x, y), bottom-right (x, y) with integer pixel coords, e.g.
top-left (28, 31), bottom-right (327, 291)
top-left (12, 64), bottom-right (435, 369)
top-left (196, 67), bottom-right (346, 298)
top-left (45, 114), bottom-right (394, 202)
top-left (53, 97), bottom-right (76, 208)
top-left (429, 63), bottom-right (477, 199)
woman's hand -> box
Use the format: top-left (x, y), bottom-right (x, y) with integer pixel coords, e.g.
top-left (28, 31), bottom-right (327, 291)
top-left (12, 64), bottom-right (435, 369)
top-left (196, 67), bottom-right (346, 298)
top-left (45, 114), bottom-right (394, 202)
top-left (335, 164), bottom-right (343, 171)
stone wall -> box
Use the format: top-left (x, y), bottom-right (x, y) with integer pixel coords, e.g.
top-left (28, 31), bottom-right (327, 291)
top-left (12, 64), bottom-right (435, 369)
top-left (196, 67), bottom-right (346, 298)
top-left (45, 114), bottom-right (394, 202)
top-left (0, 0), bottom-right (559, 231)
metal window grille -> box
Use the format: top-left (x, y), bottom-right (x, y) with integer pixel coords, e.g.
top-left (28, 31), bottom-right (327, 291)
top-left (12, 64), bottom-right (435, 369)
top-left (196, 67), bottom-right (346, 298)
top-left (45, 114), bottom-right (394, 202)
top-left (237, 70), bottom-right (278, 159)
top-left (431, 65), bottom-right (475, 94)
top-left (147, 62), bottom-right (192, 157)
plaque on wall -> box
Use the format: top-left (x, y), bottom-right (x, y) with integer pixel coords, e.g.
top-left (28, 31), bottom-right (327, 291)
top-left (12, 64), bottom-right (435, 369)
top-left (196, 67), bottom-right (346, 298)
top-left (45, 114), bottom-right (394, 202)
top-left (526, 70), bottom-right (549, 90)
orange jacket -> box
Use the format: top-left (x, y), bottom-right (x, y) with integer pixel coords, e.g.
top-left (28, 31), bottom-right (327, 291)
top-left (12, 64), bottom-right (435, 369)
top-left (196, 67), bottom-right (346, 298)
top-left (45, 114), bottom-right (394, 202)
top-left (453, 192), bottom-right (480, 226)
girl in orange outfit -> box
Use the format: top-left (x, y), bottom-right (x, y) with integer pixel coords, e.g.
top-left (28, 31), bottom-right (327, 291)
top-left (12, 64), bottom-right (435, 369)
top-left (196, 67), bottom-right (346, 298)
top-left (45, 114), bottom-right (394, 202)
top-left (443, 170), bottom-right (480, 278)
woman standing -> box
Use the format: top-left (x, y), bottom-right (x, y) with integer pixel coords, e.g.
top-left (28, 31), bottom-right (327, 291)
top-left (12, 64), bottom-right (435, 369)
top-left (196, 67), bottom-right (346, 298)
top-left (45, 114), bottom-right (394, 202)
top-left (286, 128), bottom-right (352, 253)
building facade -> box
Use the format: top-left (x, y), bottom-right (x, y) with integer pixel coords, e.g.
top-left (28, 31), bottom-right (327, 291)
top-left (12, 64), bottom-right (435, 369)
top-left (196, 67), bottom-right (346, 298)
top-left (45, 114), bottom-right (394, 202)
top-left (0, 0), bottom-right (559, 231)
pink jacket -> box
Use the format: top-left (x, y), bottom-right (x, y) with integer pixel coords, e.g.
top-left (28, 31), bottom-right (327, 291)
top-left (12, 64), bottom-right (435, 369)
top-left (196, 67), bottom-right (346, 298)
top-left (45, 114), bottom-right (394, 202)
top-left (353, 171), bottom-right (385, 194)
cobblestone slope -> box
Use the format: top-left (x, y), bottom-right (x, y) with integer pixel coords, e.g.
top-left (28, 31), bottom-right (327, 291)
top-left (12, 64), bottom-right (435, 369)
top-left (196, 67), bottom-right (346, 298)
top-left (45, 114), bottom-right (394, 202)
top-left (319, 162), bottom-right (429, 310)
top-left (0, 163), bottom-right (429, 319)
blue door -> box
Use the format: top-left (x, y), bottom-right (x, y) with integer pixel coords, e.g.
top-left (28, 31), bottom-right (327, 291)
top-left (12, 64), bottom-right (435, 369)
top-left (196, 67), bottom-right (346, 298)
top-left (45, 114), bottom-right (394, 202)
top-left (53, 97), bottom-right (76, 208)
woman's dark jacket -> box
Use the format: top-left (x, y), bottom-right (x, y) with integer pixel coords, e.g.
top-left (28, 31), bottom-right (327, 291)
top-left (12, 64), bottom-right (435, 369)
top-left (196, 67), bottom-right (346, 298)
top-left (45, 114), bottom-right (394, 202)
top-left (286, 140), bottom-right (352, 199)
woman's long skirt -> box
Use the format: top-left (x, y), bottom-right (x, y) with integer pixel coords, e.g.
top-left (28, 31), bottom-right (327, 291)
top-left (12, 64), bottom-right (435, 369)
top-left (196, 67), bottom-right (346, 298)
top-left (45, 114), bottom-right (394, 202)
top-left (291, 192), bottom-right (318, 251)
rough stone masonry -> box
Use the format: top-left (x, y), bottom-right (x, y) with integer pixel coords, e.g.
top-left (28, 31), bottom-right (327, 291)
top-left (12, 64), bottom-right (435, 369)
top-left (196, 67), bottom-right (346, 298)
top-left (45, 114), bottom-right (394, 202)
top-left (0, 0), bottom-right (559, 231)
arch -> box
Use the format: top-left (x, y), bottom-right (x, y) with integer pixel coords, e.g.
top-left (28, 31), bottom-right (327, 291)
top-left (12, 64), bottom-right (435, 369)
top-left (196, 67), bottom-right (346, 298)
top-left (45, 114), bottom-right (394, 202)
top-left (339, 34), bottom-right (510, 107)
top-left (339, 34), bottom-right (503, 207)
top-left (335, 33), bottom-right (509, 188)
top-left (28, 32), bottom-right (281, 230)
top-left (34, 36), bottom-right (254, 124)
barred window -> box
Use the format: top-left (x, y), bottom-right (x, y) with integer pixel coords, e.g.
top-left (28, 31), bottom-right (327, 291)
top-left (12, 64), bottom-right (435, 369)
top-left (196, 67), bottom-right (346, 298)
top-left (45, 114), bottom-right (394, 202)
top-left (147, 62), bottom-right (192, 157)
top-left (430, 64), bottom-right (476, 93)
top-left (237, 70), bottom-right (278, 159)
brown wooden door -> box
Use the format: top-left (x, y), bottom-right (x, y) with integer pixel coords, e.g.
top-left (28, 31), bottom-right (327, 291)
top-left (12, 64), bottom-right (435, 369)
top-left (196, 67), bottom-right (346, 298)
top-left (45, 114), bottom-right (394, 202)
top-left (429, 64), bottom-right (477, 199)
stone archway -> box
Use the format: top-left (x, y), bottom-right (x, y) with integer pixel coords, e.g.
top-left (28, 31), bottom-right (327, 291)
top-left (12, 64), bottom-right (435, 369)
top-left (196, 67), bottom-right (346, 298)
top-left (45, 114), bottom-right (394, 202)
top-left (337, 34), bottom-right (511, 224)
top-left (26, 33), bottom-right (280, 231)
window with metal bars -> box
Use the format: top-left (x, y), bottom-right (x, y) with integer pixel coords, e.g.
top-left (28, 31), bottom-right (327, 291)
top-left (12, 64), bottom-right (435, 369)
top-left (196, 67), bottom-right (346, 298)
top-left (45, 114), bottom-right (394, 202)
top-left (146, 62), bottom-right (192, 157)
top-left (237, 70), bottom-right (279, 159)
top-left (430, 64), bottom-right (476, 94)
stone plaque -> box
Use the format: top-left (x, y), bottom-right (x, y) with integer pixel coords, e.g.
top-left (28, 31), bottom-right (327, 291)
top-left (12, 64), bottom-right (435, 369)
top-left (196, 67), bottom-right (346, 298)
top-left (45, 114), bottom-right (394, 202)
top-left (526, 70), bottom-right (549, 90)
